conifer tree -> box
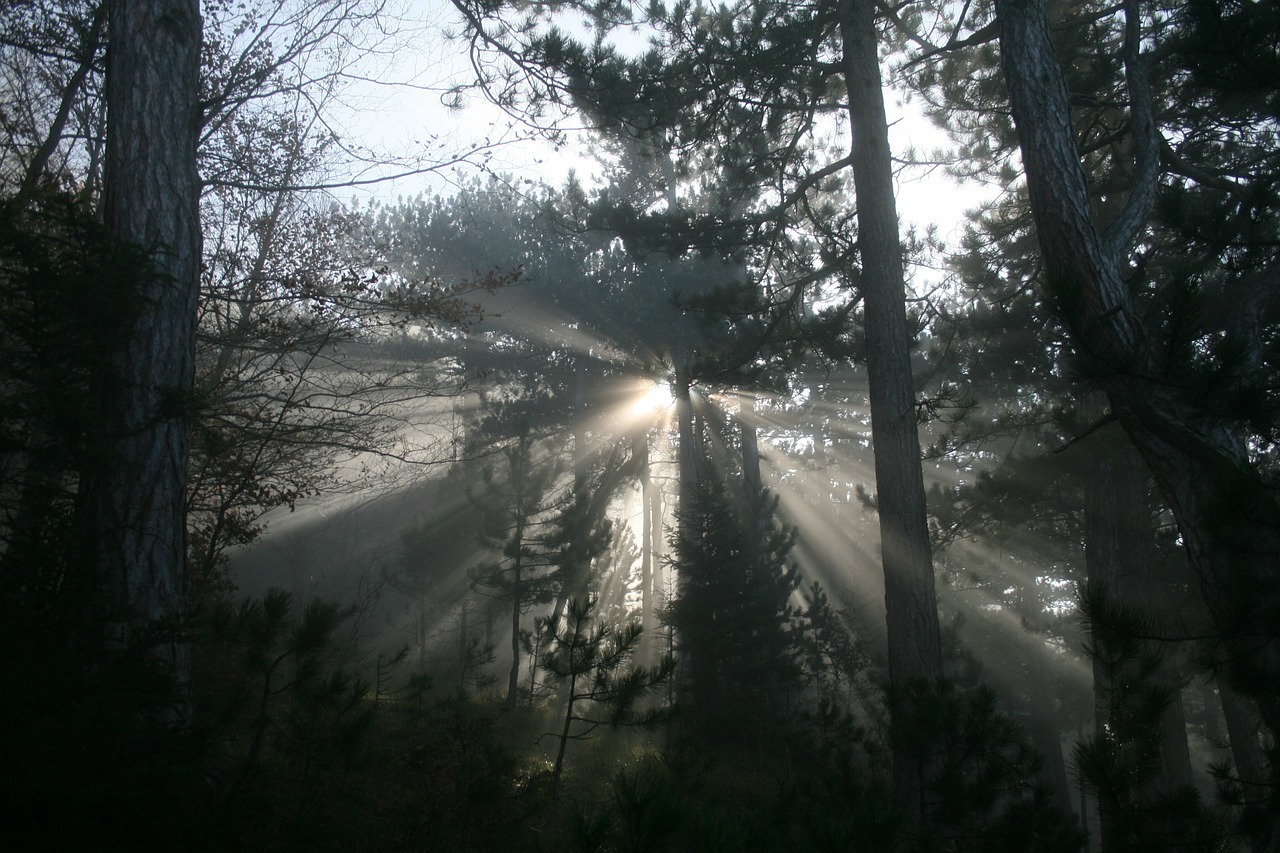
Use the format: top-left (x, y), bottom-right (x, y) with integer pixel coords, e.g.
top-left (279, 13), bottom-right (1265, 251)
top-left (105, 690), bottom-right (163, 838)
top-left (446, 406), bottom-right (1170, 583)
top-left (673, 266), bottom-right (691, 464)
top-left (450, 0), bottom-right (951, 807)
top-left (668, 466), bottom-right (803, 748)
top-left (538, 595), bottom-right (675, 789)
top-left (898, 1), bottom-right (1280, 838)
top-left (467, 428), bottom-right (565, 707)
top-left (990, 0), bottom-right (1280, 749)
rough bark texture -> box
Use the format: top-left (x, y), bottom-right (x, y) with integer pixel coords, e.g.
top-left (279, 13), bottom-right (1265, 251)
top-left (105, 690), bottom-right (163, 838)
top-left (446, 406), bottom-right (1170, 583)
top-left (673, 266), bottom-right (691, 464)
top-left (87, 0), bottom-right (201, 694)
top-left (996, 0), bottom-right (1280, 741)
top-left (839, 0), bottom-right (944, 818)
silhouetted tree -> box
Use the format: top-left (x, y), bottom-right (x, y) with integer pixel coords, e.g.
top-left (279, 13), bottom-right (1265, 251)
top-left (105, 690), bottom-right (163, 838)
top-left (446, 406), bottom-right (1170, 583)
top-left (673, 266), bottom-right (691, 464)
top-left (74, 0), bottom-right (201, 706)
top-left (668, 467), bottom-right (803, 749)
top-left (538, 595), bottom-right (675, 789)
top-left (468, 427), bottom-right (565, 707)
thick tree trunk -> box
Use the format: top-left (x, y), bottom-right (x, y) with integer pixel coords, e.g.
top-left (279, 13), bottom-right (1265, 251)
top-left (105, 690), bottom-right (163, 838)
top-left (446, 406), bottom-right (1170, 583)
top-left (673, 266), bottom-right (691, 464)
top-left (673, 347), bottom-right (699, 495)
top-left (85, 0), bottom-right (201, 707)
top-left (1083, 401), bottom-right (1194, 844)
top-left (1027, 693), bottom-right (1075, 818)
top-left (1221, 680), bottom-right (1265, 790)
top-left (996, 0), bottom-right (1280, 741)
top-left (838, 0), bottom-right (944, 820)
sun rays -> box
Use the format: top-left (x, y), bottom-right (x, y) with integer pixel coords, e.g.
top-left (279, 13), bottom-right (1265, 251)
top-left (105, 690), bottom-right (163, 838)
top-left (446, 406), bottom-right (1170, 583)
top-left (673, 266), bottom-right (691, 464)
top-left (630, 378), bottom-right (676, 417)
top-left (253, 283), bottom-right (1083, 704)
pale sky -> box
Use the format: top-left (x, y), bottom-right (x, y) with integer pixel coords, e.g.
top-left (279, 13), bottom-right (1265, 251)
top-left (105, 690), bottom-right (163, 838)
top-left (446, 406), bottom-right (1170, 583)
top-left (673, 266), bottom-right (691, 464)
top-left (335, 0), bottom-right (979, 250)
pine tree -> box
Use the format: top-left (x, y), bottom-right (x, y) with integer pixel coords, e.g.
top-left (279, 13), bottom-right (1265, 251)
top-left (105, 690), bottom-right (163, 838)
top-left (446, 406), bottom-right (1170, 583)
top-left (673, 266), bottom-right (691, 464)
top-left (467, 428), bottom-right (565, 707)
top-left (990, 0), bottom-right (1280, 747)
top-left (668, 467), bottom-right (803, 748)
top-left (538, 595), bottom-right (675, 790)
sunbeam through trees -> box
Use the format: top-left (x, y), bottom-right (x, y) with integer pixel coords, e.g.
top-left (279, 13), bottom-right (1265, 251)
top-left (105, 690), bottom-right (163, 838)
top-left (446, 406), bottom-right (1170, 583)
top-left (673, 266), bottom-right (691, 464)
top-left (2, 0), bottom-right (1278, 850)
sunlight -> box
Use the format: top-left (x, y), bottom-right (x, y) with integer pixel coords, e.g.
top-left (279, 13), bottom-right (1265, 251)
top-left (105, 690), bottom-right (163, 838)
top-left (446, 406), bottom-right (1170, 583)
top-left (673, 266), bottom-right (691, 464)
top-left (631, 378), bottom-right (676, 416)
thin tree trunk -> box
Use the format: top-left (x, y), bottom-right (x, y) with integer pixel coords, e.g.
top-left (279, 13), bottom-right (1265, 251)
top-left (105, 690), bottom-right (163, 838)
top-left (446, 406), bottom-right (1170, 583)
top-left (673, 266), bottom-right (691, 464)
top-left (649, 471), bottom-right (664, 617)
top-left (507, 559), bottom-right (522, 708)
top-left (551, 671), bottom-right (578, 790)
top-left (457, 597), bottom-right (470, 688)
top-left (550, 358), bottom-right (593, 629)
top-left (838, 0), bottom-right (944, 819)
top-left (19, 4), bottom-right (107, 201)
top-left (635, 431), bottom-right (655, 647)
top-left (740, 410), bottom-right (761, 496)
top-left (84, 0), bottom-right (201, 714)
top-left (418, 592), bottom-right (428, 667)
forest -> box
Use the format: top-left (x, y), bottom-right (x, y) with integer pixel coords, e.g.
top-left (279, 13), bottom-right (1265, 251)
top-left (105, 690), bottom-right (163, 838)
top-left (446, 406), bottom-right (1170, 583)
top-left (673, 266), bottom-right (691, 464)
top-left (1, 0), bottom-right (1277, 850)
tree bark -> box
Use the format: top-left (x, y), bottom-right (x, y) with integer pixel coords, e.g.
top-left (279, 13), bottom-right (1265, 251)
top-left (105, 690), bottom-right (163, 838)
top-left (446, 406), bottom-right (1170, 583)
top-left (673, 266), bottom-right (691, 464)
top-left (1083, 397), bottom-right (1194, 844)
top-left (84, 0), bottom-right (201, 707)
top-left (838, 0), bottom-right (944, 819)
top-left (673, 346), bottom-right (699, 495)
top-left (1221, 680), bottom-right (1265, 790)
top-left (996, 0), bottom-right (1280, 741)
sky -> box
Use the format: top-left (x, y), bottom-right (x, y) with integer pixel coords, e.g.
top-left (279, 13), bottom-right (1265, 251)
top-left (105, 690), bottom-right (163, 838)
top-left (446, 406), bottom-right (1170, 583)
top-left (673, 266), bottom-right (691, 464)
top-left (227, 3), bottom-right (1095, 759)
top-left (330, 0), bottom-right (981, 248)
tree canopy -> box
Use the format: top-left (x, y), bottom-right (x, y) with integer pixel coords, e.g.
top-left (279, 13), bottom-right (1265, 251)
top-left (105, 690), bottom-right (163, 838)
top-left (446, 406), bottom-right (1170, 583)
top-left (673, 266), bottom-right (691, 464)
top-left (2, 0), bottom-right (1279, 849)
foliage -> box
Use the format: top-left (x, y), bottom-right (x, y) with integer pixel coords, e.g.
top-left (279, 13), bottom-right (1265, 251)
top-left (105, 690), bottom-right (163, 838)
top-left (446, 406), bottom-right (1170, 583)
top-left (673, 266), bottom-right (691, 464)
top-left (795, 580), bottom-right (870, 712)
top-left (0, 190), bottom-right (144, 581)
top-left (887, 679), bottom-right (1084, 852)
top-left (199, 589), bottom-right (374, 795)
top-left (1074, 583), bottom-right (1233, 852)
top-left (667, 469), bottom-right (804, 747)
top-left (194, 589), bottom-right (532, 852)
top-left (538, 595), bottom-right (676, 787)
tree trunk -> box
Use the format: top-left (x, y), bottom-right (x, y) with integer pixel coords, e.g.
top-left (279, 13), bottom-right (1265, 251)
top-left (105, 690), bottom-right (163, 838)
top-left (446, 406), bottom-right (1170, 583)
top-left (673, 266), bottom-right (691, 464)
top-left (648, 465), bottom-right (664, 622)
top-left (673, 347), bottom-right (699, 495)
top-left (838, 0), bottom-right (944, 819)
top-left (84, 0), bottom-right (201, 710)
top-left (1083, 396), bottom-right (1197, 847)
top-left (635, 430), bottom-right (656, 650)
top-left (1028, 696), bottom-right (1075, 819)
top-left (995, 0), bottom-right (1280, 741)
top-left (1221, 680), bottom-right (1265, 789)
top-left (19, 3), bottom-right (107, 201)
top-left (457, 597), bottom-right (471, 688)
top-left (418, 592), bottom-right (428, 667)
top-left (507, 558), bottom-right (522, 708)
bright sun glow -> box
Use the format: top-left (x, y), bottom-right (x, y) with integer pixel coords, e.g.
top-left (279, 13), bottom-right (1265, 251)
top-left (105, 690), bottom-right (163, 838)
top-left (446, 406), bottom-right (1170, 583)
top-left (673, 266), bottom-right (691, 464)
top-left (632, 379), bottom-right (676, 415)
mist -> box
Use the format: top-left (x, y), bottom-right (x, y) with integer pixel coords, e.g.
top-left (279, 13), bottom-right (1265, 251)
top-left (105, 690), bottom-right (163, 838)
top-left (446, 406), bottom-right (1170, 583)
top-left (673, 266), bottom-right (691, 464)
top-left (3, 0), bottom-right (1277, 850)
